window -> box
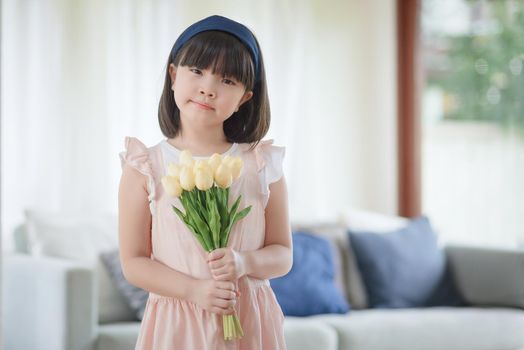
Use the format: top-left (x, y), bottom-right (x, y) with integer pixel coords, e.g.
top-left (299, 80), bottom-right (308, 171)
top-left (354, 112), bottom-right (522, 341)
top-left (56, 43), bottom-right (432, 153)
top-left (420, 0), bottom-right (524, 248)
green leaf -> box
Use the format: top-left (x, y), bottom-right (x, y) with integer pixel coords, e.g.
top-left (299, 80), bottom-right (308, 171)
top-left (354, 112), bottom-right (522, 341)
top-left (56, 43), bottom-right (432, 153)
top-left (210, 195), bottom-right (221, 248)
top-left (184, 193), bottom-right (214, 251)
top-left (222, 206), bottom-right (252, 246)
top-left (215, 188), bottom-right (228, 243)
top-left (221, 195), bottom-right (250, 248)
top-left (228, 195), bottom-right (242, 219)
top-left (171, 204), bottom-right (186, 222)
top-left (198, 189), bottom-right (208, 212)
top-left (206, 191), bottom-right (217, 247)
top-left (195, 189), bottom-right (210, 224)
top-left (176, 186), bottom-right (251, 253)
top-left (218, 188), bottom-right (228, 222)
top-left (173, 204), bottom-right (210, 251)
top-left (234, 206), bottom-right (252, 223)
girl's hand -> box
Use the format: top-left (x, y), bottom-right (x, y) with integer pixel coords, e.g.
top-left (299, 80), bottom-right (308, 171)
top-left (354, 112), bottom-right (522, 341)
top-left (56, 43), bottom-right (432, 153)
top-left (190, 279), bottom-right (238, 315)
top-left (207, 248), bottom-right (247, 282)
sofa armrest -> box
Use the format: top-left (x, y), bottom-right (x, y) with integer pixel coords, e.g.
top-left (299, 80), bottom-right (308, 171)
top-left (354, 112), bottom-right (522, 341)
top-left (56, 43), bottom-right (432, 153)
top-left (2, 253), bottom-right (97, 350)
top-left (445, 245), bottom-right (524, 309)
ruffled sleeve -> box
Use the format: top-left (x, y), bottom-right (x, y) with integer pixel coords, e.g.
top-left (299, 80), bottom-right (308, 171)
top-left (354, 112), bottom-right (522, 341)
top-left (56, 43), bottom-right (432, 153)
top-left (119, 136), bottom-right (156, 216)
top-left (254, 139), bottom-right (286, 207)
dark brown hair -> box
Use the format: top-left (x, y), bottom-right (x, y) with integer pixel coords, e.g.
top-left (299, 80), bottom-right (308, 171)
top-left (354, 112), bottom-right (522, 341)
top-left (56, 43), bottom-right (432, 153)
top-left (158, 31), bottom-right (270, 149)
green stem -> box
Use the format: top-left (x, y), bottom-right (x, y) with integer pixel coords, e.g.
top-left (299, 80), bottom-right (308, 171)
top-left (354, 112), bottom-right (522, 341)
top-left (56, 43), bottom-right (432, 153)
top-left (182, 192), bottom-right (214, 251)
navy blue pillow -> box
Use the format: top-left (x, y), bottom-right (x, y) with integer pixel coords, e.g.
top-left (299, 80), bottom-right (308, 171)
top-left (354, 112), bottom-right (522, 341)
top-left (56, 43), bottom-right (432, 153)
top-left (349, 216), bottom-right (465, 308)
top-left (425, 258), bottom-right (467, 307)
top-left (270, 232), bottom-right (350, 316)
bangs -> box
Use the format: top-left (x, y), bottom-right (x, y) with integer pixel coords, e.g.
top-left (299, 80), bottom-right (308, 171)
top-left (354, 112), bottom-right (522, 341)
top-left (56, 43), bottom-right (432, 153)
top-left (173, 31), bottom-right (255, 90)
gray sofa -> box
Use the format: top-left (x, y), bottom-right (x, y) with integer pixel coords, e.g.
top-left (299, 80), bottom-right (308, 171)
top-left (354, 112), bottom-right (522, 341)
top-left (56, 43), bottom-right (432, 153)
top-left (3, 211), bottom-right (524, 350)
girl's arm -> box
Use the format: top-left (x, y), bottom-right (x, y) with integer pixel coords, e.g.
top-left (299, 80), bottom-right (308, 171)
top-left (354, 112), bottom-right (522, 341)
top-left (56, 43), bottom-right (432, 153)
top-left (118, 163), bottom-right (197, 299)
top-left (241, 175), bottom-right (293, 280)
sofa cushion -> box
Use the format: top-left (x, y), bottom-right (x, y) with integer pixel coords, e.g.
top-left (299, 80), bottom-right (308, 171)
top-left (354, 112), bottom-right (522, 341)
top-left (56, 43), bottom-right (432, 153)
top-left (312, 307), bottom-right (524, 350)
top-left (100, 249), bottom-right (149, 320)
top-left (338, 208), bottom-right (412, 309)
top-left (340, 207), bottom-right (409, 233)
top-left (97, 322), bottom-right (141, 350)
top-left (22, 210), bottom-right (136, 323)
top-left (270, 232), bottom-right (350, 316)
top-left (96, 318), bottom-right (339, 350)
top-left (290, 222), bottom-right (352, 304)
top-left (446, 245), bottom-right (524, 309)
top-left (349, 215), bottom-right (462, 308)
top-left (282, 318), bottom-right (338, 350)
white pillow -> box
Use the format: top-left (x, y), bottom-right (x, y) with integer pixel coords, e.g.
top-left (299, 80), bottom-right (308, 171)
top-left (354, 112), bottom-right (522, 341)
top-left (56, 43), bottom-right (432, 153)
top-left (24, 209), bottom-right (136, 323)
top-left (25, 209), bottom-right (117, 259)
top-left (338, 207), bottom-right (409, 233)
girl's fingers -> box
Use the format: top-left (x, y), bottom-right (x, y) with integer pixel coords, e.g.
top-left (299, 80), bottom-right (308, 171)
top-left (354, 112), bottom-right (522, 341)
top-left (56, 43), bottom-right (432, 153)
top-left (213, 298), bottom-right (236, 310)
top-left (215, 289), bottom-right (236, 300)
top-left (214, 284), bottom-right (242, 299)
top-left (213, 272), bottom-right (233, 281)
top-left (211, 265), bottom-right (229, 276)
top-left (217, 281), bottom-right (236, 291)
top-left (208, 261), bottom-right (223, 270)
top-left (215, 281), bottom-right (241, 296)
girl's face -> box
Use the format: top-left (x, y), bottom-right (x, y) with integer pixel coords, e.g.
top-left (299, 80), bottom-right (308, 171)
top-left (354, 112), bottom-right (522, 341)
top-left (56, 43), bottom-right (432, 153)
top-left (169, 64), bottom-right (253, 130)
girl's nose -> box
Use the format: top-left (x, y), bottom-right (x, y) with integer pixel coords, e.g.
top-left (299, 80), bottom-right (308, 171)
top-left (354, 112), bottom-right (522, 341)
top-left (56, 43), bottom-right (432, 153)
top-left (199, 87), bottom-right (216, 99)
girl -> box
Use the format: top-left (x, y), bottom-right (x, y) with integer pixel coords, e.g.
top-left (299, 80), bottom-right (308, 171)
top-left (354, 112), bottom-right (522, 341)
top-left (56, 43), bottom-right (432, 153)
top-left (118, 15), bottom-right (291, 349)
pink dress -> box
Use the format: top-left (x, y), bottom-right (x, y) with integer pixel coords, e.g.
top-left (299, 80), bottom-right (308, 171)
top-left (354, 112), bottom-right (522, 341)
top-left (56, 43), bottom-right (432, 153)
top-left (119, 136), bottom-right (287, 350)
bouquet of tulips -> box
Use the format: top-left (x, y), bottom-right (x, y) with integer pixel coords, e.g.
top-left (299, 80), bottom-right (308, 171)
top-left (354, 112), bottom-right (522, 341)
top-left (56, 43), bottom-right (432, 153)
top-left (161, 150), bottom-right (251, 341)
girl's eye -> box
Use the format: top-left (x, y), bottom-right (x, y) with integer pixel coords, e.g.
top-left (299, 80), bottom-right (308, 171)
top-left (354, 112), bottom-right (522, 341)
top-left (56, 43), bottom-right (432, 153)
top-left (222, 78), bottom-right (236, 86)
top-left (190, 68), bottom-right (202, 75)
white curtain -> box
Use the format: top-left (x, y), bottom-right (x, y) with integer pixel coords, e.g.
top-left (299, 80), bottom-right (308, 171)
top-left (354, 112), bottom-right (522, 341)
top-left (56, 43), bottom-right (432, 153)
top-left (1, 0), bottom-right (397, 251)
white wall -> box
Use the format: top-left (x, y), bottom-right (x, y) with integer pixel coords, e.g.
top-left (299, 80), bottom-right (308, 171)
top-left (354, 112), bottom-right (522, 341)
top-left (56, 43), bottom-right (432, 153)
top-left (275, 0), bottom-right (398, 223)
top-left (1, 0), bottom-right (398, 249)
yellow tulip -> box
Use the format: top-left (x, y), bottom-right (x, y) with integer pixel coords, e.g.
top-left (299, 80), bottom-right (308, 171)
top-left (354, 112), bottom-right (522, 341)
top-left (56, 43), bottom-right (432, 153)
top-left (222, 155), bottom-right (233, 167)
top-left (161, 176), bottom-right (183, 197)
top-left (179, 165), bottom-right (196, 191)
top-left (222, 156), bottom-right (243, 180)
top-left (194, 159), bottom-right (213, 174)
top-left (229, 157), bottom-right (243, 180)
top-left (214, 163), bottom-right (233, 188)
top-left (208, 153), bottom-right (222, 173)
top-left (179, 150), bottom-right (194, 167)
top-left (167, 163), bottom-right (182, 179)
top-left (195, 168), bottom-right (214, 191)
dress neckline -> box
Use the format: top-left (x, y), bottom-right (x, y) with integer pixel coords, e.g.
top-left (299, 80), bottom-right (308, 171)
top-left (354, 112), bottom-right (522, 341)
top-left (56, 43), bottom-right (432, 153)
top-left (161, 139), bottom-right (238, 159)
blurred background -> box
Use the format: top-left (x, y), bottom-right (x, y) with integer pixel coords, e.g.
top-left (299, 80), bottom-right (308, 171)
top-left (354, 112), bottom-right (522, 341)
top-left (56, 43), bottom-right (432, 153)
top-left (2, 0), bottom-right (399, 252)
top-left (420, 0), bottom-right (524, 248)
top-left (2, 0), bottom-right (524, 348)
top-left (3, 0), bottom-right (523, 251)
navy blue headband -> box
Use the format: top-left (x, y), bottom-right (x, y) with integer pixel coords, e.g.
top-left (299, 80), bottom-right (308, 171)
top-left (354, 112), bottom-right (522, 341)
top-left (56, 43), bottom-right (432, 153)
top-left (170, 15), bottom-right (261, 83)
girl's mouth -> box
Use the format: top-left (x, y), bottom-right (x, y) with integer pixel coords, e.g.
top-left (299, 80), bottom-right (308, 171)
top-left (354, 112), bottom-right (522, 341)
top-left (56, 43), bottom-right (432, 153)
top-left (191, 100), bottom-right (214, 110)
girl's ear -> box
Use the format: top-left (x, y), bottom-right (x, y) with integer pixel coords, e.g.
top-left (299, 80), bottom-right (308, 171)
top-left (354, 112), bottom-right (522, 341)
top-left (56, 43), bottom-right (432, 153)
top-left (236, 91), bottom-right (253, 111)
top-left (169, 64), bottom-right (177, 90)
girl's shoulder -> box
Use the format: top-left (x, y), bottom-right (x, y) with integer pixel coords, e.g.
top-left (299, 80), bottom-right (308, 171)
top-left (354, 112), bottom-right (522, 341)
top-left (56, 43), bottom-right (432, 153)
top-left (237, 139), bottom-right (285, 155)
top-left (119, 136), bottom-right (163, 169)
top-left (119, 136), bottom-right (151, 172)
top-left (237, 139), bottom-right (285, 173)
top-left (238, 139), bottom-right (286, 206)
top-left (119, 136), bottom-right (163, 215)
